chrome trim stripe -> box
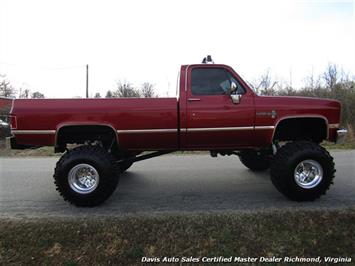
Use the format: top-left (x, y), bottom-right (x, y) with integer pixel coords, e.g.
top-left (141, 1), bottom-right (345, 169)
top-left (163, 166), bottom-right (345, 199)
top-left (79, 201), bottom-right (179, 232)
top-left (187, 126), bottom-right (254, 132)
top-left (12, 130), bottom-right (56, 134)
top-left (329, 123), bottom-right (340, 129)
top-left (117, 126), bottom-right (274, 134)
top-left (12, 126), bottom-right (274, 135)
top-left (12, 122), bottom-right (332, 136)
top-left (117, 129), bottom-right (177, 134)
top-left (255, 126), bottom-right (275, 130)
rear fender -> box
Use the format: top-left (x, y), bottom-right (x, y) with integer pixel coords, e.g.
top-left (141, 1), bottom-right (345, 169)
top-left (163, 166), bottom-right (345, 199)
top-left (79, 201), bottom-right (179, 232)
top-left (55, 122), bottom-right (119, 147)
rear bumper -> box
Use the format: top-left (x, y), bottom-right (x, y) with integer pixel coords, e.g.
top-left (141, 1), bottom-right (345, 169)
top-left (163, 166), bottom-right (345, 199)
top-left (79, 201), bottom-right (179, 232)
top-left (336, 129), bottom-right (348, 144)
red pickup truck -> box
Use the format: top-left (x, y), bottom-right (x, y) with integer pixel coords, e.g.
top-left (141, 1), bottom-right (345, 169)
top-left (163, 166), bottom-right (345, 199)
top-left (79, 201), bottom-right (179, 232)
top-left (1, 58), bottom-right (346, 206)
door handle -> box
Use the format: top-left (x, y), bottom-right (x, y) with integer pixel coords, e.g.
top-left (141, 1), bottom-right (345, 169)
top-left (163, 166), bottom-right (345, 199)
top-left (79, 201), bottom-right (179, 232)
top-left (188, 98), bottom-right (201, 102)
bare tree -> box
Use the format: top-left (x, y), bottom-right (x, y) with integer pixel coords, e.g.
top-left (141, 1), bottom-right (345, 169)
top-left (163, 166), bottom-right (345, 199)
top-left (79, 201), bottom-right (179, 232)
top-left (0, 75), bottom-right (16, 98)
top-left (114, 81), bottom-right (140, 98)
top-left (339, 68), bottom-right (351, 84)
top-left (94, 92), bottom-right (101, 98)
top-left (105, 90), bottom-right (113, 98)
top-left (19, 89), bottom-right (30, 99)
top-left (254, 70), bottom-right (278, 95)
top-left (31, 91), bottom-right (45, 98)
top-left (304, 68), bottom-right (320, 90)
top-left (141, 82), bottom-right (156, 98)
top-left (323, 63), bottom-right (338, 90)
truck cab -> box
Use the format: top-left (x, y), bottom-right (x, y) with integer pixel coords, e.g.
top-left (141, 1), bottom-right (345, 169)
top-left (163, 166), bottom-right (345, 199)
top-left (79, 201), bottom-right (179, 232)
top-left (179, 64), bottom-right (256, 149)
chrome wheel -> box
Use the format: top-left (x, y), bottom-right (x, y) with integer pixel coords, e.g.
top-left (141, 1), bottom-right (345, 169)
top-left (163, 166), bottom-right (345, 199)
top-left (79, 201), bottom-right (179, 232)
top-left (294, 159), bottom-right (323, 189)
top-left (68, 163), bottom-right (99, 194)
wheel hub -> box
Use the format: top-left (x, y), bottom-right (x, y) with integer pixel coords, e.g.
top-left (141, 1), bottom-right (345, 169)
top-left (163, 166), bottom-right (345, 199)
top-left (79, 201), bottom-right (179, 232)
top-left (68, 163), bottom-right (99, 194)
top-left (294, 159), bottom-right (323, 189)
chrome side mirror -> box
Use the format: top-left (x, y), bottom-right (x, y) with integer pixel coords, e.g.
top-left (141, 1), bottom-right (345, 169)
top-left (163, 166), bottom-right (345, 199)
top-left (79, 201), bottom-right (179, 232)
top-left (231, 94), bottom-right (242, 104)
top-left (230, 82), bottom-right (237, 94)
top-left (229, 82), bottom-right (241, 104)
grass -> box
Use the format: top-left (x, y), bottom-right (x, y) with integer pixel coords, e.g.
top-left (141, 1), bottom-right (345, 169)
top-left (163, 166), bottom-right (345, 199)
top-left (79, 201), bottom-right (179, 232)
top-left (0, 209), bottom-right (354, 265)
top-left (0, 146), bottom-right (61, 157)
top-left (322, 141), bottom-right (355, 150)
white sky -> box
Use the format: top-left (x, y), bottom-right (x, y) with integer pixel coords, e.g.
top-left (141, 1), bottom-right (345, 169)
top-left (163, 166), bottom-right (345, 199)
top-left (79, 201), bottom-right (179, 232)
top-left (0, 0), bottom-right (354, 98)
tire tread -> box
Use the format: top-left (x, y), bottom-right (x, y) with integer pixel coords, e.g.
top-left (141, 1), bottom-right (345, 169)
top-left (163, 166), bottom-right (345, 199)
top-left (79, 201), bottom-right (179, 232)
top-left (270, 141), bottom-right (335, 201)
top-left (53, 145), bottom-right (119, 207)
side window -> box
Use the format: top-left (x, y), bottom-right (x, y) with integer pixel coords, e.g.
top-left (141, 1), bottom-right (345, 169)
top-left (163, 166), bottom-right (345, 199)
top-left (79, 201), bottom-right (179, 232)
top-left (191, 68), bottom-right (245, 95)
top-left (191, 68), bottom-right (230, 95)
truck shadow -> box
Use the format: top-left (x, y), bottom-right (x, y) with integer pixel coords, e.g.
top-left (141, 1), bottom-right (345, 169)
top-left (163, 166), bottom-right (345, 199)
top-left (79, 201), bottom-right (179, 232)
top-left (105, 168), bottom-right (291, 213)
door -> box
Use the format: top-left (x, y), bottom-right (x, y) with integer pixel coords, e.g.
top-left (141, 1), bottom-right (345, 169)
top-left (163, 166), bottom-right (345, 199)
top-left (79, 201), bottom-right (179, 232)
top-left (186, 66), bottom-right (255, 149)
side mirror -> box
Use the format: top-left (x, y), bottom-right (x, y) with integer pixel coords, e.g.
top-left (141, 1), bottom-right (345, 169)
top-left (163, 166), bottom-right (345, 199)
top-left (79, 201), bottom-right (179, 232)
top-left (229, 82), bottom-right (241, 104)
top-left (231, 94), bottom-right (242, 104)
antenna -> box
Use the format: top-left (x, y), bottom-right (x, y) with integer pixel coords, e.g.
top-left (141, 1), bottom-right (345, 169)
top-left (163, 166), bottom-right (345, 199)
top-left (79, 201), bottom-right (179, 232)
top-left (202, 55), bottom-right (214, 64)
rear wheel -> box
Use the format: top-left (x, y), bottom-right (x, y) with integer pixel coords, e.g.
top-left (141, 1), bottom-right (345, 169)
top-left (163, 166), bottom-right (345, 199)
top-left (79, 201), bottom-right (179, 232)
top-left (54, 145), bottom-right (119, 207)
top-left (239, 150), bottom-right (270, 171)
top-left (270, 141), bottom-right (335, 201)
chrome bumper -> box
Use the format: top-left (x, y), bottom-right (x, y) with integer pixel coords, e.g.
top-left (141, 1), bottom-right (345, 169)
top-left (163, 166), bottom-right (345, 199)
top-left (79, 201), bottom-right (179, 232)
top-left (336, 129), bottom-right (348, 144)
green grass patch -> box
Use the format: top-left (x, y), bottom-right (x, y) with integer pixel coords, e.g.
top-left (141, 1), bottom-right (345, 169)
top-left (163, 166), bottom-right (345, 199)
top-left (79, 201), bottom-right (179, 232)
top-left (321, 141), bottom-right (355, 150)
top-left (0, 146), bottom-right (60, 157)
top-left (0, 210), bottom-right (354, 265)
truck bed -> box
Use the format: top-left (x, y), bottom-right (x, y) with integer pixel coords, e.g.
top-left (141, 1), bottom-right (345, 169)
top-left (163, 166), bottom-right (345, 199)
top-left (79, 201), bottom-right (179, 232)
top-left (11, 98), bottom-right (179, 150)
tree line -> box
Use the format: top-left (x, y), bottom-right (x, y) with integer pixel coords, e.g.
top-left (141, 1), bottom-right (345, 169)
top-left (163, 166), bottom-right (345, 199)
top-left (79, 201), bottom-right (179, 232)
top-left (249, 64), bottom-right (355, 132)
top-left (0, 75), bottom-right (44, 99)
top-left (95, 81), bottom-right (156, 98)
top-left (0, 74), bottom-right (156, 99)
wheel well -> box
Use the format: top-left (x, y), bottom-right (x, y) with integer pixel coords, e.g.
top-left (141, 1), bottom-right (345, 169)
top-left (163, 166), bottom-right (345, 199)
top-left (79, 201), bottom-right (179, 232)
top-left (56, 125), bottom-right (117, 152)
top-left (273, 118), bottom-right (327, 143)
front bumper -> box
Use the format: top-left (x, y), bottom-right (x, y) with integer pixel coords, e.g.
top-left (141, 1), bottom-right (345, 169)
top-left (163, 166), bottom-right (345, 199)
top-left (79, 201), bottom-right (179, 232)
top-left (336, 129), bottom-right (348, 144)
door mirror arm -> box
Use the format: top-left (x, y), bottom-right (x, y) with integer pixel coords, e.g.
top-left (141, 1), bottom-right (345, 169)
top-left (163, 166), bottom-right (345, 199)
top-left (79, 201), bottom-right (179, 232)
top-left (230, 82), bottom-right (237, 94)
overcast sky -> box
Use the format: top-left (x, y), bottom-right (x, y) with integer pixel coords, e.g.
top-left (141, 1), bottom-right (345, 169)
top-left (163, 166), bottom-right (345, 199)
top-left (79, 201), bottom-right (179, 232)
top-left (0, 0), bottom-right (354, 98)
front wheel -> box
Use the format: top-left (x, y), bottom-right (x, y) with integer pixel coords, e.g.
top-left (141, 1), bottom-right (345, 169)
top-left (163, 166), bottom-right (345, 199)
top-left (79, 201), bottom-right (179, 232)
top-left (54, 145), bottom-right (119, 207)
top-left (270, 141), bottom-right (335, 201)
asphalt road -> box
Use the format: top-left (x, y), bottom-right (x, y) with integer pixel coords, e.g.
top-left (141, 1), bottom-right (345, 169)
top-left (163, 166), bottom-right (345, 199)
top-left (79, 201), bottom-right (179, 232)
top-left (0, 151), bottom-right (354, 218)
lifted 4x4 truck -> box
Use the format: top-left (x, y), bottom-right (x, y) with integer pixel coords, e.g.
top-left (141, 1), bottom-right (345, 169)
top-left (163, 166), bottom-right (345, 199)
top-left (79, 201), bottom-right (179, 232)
top-left (1, 57), bottom-right (347, 207)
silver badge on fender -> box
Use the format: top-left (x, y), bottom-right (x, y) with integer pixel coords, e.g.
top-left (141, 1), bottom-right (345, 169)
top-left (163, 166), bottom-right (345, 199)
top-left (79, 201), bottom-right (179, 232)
top-left (256, 110), bottom-right (277, 119)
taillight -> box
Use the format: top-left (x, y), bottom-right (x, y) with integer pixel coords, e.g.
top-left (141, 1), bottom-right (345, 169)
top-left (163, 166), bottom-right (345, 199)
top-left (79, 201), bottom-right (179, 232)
top-left (9, 115), bottom-right (17, 129)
